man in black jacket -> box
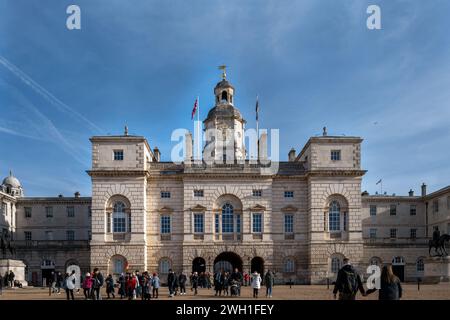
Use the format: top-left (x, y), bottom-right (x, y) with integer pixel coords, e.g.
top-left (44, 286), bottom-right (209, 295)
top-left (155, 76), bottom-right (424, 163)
top-left (333, 258), bottom-right (365, 300)
top-left (167, 269), bottom-right (176, 297)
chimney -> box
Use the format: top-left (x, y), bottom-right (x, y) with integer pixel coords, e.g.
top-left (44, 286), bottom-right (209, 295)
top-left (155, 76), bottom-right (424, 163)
top-left (58, 194), bottom-right (63, 198)
top-left (153, 147), bottom-right (161, 162)
top-left (185, 132), bottom-right (193, 162)
top-left (408, 189), bottom-right (414, 197)
top-left (421, 183), bottom-right (427, 197)
top-left (74, 191), bottom-right (80, 198)
top-left (322, 126), bottom-right (328, 136)
top-left (288, 148), bottom-right (296, 162)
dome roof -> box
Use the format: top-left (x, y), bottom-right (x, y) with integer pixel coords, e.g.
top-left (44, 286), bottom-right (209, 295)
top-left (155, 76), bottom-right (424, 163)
top-left (2, 173), bottom-right (21, 188)
top-left (215, 79), bottom-right (234, 90)
top-left (206, 104), bottom-right (243, 121)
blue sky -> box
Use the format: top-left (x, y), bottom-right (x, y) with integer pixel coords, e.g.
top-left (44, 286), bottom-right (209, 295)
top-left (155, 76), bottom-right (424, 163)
top-left (0, 0), bottom-right (449, 197)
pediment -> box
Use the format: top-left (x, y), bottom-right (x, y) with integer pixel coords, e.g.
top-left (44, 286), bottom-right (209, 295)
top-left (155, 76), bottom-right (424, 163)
top-left (249, 204), bottom-right (267, 211)
top-left (190, 204), bottom-right (207, 212)
top-left (158, 206), bottom-right (174, 213)
top-left (281, 205), bottom-right (298, 212)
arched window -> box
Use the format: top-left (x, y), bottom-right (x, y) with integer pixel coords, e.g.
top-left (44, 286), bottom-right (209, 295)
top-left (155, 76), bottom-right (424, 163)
top-left (222, 203), bottom-right (234, 233)
top-left (284, 258), bottom-right (295, 273)
top-left (159, 258), bottom-right (171, 274)
top-left (331, 256), bottom-right (342, 273)
top-left (329, 201), bottom-right (341, 232)
top-left (113, 201), bottom-right (126, 233)
top-left (416, 258), bottom-right (424, 273)
top-left (221, 91), bottom-right (228, 102)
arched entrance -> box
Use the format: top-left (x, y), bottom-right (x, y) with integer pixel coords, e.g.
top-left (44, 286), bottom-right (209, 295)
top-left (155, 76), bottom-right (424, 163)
top-left (251, 257), bottom-right (264, 274)
top-left (392, 256), bottom-right (405, 282)
top-left (192, 257), bottom-right (206, 273)
top-left (214, 252), bottom-right (243, 273)
top-left (109, 255), bottom-right (127, 278)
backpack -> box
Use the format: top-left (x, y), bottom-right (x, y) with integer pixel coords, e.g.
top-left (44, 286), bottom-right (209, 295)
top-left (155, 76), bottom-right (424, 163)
top-left (342, 269), bottom-right (358, 294)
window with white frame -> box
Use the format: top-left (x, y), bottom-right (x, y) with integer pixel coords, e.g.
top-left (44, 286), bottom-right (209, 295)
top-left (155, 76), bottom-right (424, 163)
top-left (113, 258), bottom-right (124, 275)
top-left (369, 228), bottom-right (377, 239)
top-left (370, 205), bottom-right (377, 216)
top-left (284, 191), bottom-right (294, 198)
top-left (159, 259), bottom-right (171, 274)
top-left (252, 213), bottom-right (262, 233)
top-left (410, 205), bottom-right (416, 216)
top-left (193, 189), bottom-right (204, 197)
top-left (284, 259), bottom-right (295, 273)
top-left (161, 215), bottom-right (171, 234)
top-left (410, 228), bottom-right (417, 239)
top-left (193, 213), bottom-right (204, 233)
top-left (24, 207), bottom-right (32, 218)
top-left (328, 201), bottom-right (341, 232)
top-left (46, 206), bottom-right (53, 218)
top-left (215, 214), bottom-right (219, 233)
top-left (433, 200), bottom-right (439, 213)
top-left (284, 214), bottom-right (294, 234)
top-left (390, 228), bottom-right (397, 239)
top-left (416, 258), bottom-right (424, 272)
top-left (331, 256), bottom-right (342, 273)
top-left (113, 150), bottom-right (124, 161)
top-left (67, 206), bottom-right (75, 217)
top-left (113, 202), bottom-right (127, 233)
top-left (0, 202), bottom-right (6, 215)
top-left (252, 189), bottom-right (262, 197)
top-left (66, 230), bottom-right (75, 241)
top-left (222, 203), bottom-right (234, 233)
top-left (331, 150), bottom-right (341, 161)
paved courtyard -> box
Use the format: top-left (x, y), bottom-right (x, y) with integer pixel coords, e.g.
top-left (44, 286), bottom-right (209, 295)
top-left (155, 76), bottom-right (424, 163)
top-left (1, 283), bottom-right (449, 300)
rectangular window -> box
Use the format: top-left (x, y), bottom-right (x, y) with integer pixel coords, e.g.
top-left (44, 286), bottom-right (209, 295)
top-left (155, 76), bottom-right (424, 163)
top-left (67, 206), bottom-right (75, 217)
top-left (215, 214), bottom-right (219, 233)
top-left (433, 200), bottom-right (439, 213)
top-left (46, 206), bottom-right (53, 218)
top-left (24, 231), bottom-right (32, 241)
top-left (24, 207), bottom-right (32, 218)
top-left (88, 206), bottom-right (92, 217)
top-left (113, 213), bottom-right (126, 233)
top-left (252, 189), bottom-right (262, 197)
top-left (252, 213), bottom-right (262, 233)
top-left (194, 214), bottom-right (204, 233)
top-left (410, 205), bottom-right (416, 216)
top-left (66, 230), bottom-right (75, 241)
top-left (45, 231), bottom-right (53, 241)
top-left (343, 212), bottom-right (347, 232)
top-left (369, 228), bottom-right (377, 239)
top-left (128, 213), bottom-right (132, 233)
top-left (410, 228), bottom-right (417, 239)
top-left (331, 150), bottom-right (341, 161)
top-left (161, 216), bottom-right (171, 234)
top-left (284, 214), bottom-right (294, 234)
top-left (161, 191), bottom-right (171, 198)
top-left (193, 189), bottom-right (204, 197)
top-left (107, 213), bottom-right (111, 233)
top-left (390, 228), bottom-right (397, 239)
top-left (113, 150), bottom-right (124, 161)
top-left (447, 196), bottom-right (450, 210)
top-left (370, 205), bottom-right (377, 216)
top-left (1, 203), bottom-right (6, 215)
top-left (390, 205), bottom-right (397, 216)
top-left (284, 191), bottom-right (294, 198)
top-left (236, 214), bottom-right (241, 233)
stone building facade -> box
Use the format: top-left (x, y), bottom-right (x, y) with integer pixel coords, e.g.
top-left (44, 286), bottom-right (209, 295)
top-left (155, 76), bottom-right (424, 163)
top-left (1, 75), bottom-right (449, 285)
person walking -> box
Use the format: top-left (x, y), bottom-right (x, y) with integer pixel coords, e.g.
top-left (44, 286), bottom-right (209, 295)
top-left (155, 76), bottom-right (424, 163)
top-left (105, 274), bottom-right (115, 299)
top-left (143, 272), bottom-right (152, 300)
top-left (264, 270), bottom-right (274, 298)
top-left (251, 271), bottom-right (262, 298)
top-left (223, 272), bottom-right (230, 296)
top-left (214, 270), bottom-right (223, 296)
top-left (56, 272), bottom-right (64, 293)
top-left (230, 268), bottom-right (243, 296)
top-left (91, 268), bottom-right (104, 300)
top-left (152, 273), bottom-right (160, 298)
top-left (366, 265), bottom-right (403, 300)
top-left (65, 270), bottom-right (76, 300)
top-left (191, 271), bottom-right (199, 295)
top-left (333, 258), bottom-right (365, 300)
top-left (167, 269), bottom-right (176, 297)
top-left (126, 272), bottom-right (137, 300)
top-left (179, 272), bottom-right (187, 295)
top-left (82, 272), bottom-right (92, 299)
top-left (118, 273), bottom-right (126, 299)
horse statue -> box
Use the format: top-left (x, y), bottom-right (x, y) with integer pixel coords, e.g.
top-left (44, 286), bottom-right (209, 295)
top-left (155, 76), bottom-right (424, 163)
top-left (429, 234), bottom-right (450, 257)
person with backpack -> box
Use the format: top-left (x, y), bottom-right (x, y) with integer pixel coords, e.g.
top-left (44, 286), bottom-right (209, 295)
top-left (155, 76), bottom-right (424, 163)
top-left (333, 258), bottom-right (365, 300)
top-left (365, 265), bottom-right (402, 300)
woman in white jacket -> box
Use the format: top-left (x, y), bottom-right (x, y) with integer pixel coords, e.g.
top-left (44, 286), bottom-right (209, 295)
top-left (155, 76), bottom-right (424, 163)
top-left (251, 271), bottom-right (262, 298)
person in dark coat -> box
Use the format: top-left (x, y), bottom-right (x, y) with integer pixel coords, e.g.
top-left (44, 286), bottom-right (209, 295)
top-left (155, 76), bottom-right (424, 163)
top-left (333, 258), bottom-right (365, 300)
top-left (214, 270), bottom-right (223, 296)
top-left (167, 269), bottom-right (176, 297)
top-left (366, 265), bottom-right (402, 300)
top-left (179, 272), bottom-right (187, 295)
top-left (191, 272), bottom-right (199, 295)
top-left (230, 268), bottom-right (243, 296)
top-left (264, 270), bottom-right (275, 298)
top-left (105, 274), bottom-right (115, 299)
top-left (117, 273), bottom-right (126, 299)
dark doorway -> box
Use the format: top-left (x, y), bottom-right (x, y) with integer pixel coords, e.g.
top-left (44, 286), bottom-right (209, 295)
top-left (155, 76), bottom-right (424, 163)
top-left (192, 257), bottom-right (206, 273)
top-left (214, 252), bottom-right (243, 273)
top-left (41, 268), bottom-right (54, 286)
top-left (392, 265), bottom-right (405, 282)
top-left (251, 257), bottom-right (264, 275)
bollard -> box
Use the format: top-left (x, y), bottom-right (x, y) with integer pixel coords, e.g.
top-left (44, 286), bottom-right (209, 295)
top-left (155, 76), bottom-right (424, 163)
top-left (327, 278), bottom-right (330, 290)
top-left (417, 278), bottom-right (421, 291)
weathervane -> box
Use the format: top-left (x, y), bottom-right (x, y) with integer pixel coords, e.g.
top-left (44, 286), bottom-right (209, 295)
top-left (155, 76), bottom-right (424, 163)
top-left (218, 65), bottom-right (227, 80)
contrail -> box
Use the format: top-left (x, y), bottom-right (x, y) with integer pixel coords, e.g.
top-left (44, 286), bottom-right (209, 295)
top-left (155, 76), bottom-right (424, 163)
top-left (0, 55), bottom-right (103, 134)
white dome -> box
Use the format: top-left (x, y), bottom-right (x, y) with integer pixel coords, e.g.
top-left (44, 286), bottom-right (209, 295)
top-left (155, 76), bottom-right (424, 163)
top-left (2, 174), bottom-right (21, 188)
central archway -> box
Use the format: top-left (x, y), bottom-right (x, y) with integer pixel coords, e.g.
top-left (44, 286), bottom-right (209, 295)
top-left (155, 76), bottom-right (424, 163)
top-left (214, 252), bottom-right (243, 273)
top-left (251, 257), bottom-right (264, 275)
top-left (192, 257), bottom-right (206, 273)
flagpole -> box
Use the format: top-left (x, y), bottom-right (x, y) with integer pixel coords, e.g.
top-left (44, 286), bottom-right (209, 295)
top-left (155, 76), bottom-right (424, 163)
top-left (197, 96), bottom-right (200, 161)
top-left (256, 95), bottom-right (259, 161)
